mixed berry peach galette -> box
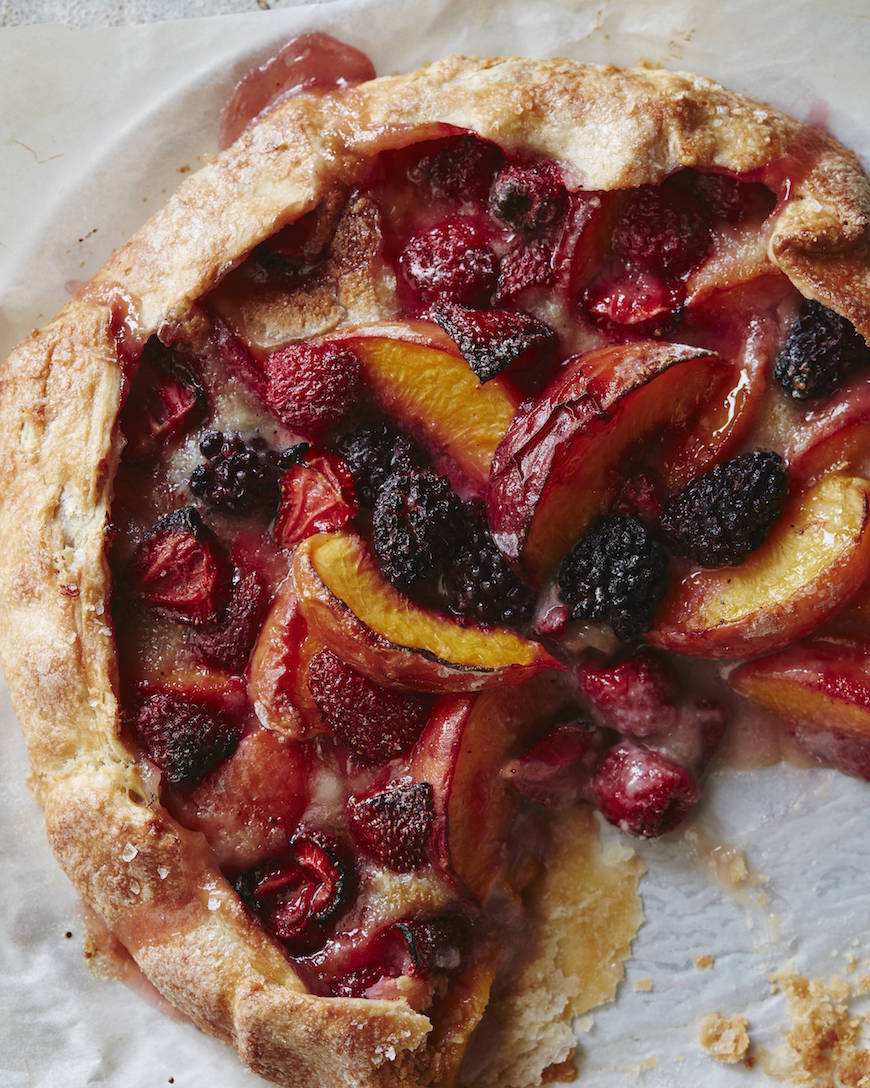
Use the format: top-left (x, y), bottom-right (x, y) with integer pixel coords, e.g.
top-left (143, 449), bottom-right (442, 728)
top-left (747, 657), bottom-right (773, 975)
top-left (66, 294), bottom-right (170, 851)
top-left (3, 39), bottom-right (870, 1088)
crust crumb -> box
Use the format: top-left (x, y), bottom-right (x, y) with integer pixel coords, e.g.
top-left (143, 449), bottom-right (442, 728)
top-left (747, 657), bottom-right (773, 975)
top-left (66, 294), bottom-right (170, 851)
top-left (634, 977), bottom-right (654, 992)
top-left (694, 954), bottom-right (715, 970)
top-left (760, 971), bottom-right (870, 1086)
top-left (540, 1055), bottom-right (576, 1083)
top-left (699, 1012), bottom-right (751, 1064)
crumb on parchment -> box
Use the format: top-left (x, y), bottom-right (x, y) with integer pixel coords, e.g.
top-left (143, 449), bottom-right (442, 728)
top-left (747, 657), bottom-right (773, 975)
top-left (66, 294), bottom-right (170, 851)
top-left (699, 1012), bottom-right (751, 1064)
top-left (634, 977), bottom-right (654, 992)
top-left (694, 954), bottom-right (715, 970)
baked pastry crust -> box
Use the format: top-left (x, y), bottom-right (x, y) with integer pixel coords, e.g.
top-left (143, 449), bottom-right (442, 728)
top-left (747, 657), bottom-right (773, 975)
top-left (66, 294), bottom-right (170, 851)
top-left (1, 56), bottom-right (869, 1088)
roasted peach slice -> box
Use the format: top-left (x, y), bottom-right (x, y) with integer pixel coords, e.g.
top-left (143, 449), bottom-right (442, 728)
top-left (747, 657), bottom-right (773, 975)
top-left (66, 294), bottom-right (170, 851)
top-left (730, 639), bottom-right (870, 739)
top-left (247, 576), bottom-right (325, 738)
top-left (292, 531), bottom-right (557, 692)
top-left (786, 376), bottom-right (870, 484)
top-left (342, 323), bottom-right (519, 487)
top-left (487, 340), bottom-right (723, 583)
top-left (409, 678), bottom-right (565, 901)
top-left (650, 474), bottom-right (870, 658)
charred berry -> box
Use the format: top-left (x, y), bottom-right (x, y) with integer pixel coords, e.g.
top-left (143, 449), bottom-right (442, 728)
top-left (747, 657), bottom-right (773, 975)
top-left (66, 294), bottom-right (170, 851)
top-left (307, 649), bottom-right (432, 765)
top-left (190, 570), bottom-right (268, 674)
top-left (347, 782), bottom-right (434, 871)
top-left (399, 217), bottom-right (499, 307)
top-left (335, 423), bottom-right (423, 508)
top-left (590, 741), bottom-right (699, 838)
top-left (238, 831), bottom-right (352, 952)
top-left (489, 162), bottom-right (567, 233)
top-left (557, 515), bottom-right (668, 641)
top-left (127, 506), bottom-right (230, 625)
top-left (190, 432), bottom-right (281, 516)
top-left (611, 185), bottom-right (710, 277)
top-left (263, 341), bottom-right (362, 438)
top-left (660, 451), bottom-right (788, 567)
top-left (773, 300), bottom-right (870, 400)
top-left (133, 691), bottom-right (241, 787)
top-left (408, 134), bottom-right (503, 201)
top-left (372, 470), bottom-right (463, 589)
top-left (441, 502), bottom-right (533, 626)
top-left (431, 302), bottom-right (556, 383)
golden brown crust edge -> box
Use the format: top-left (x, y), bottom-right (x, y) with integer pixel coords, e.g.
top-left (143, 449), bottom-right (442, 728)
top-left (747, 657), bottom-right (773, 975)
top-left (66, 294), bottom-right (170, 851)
top-left (0, 56), bottom-right (868, 1088)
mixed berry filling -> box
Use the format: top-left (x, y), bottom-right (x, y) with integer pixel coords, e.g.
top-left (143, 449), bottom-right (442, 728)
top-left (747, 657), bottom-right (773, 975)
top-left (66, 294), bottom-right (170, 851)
top-left (110, 124), bottom-right (870, 1004)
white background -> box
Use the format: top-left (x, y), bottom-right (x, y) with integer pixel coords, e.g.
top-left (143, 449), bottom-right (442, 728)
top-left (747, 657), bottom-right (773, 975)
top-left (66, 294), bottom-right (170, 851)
top-left (1, 2), bottom-right (869, 1086)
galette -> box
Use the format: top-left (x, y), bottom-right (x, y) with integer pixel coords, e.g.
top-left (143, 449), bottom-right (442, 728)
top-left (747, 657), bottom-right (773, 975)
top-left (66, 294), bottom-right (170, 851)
top-left (2, 37), bottom-right (870, 1088)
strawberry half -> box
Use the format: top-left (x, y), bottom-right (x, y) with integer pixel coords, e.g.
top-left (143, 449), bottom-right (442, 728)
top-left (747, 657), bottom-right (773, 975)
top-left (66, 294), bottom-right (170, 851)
top-left (263, 342), bottom-right (362, 439)
top-left (127, 507), bottom-right (230, 625)
top-left (347, 782), bottom-right (434, 871)
top-left (590, 741), bottom-right (699, 838)
top-left (399, 216), bottom-right (498, 307)
top-left (307, 649), bottom-right (432, 765)
top-left (275, 447), bottom-right (359, 549)
top-left (133, 690), bottom-right (243, 787)
top-left (190, 570), bottom-right (268, 674)
top-left (501, 721), bottom-right (600, 807)
top-left (121, 337), bottom-right (206, 460)
top-left (239, 831), bottom-right (352, 952)
top-left (495, 237), bottom-right (555, 302)
top-left (431, 302), bottom-right (556, 383)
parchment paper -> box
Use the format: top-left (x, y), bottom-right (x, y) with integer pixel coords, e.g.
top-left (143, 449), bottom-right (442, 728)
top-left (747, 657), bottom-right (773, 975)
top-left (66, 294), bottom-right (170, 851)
top-left (1, 3), bottom-right (869, 1086)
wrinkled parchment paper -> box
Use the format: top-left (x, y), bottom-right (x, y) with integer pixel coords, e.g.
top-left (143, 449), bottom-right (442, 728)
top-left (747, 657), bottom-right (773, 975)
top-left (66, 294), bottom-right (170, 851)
top-left (2, 2), bottom-right (869, 1085)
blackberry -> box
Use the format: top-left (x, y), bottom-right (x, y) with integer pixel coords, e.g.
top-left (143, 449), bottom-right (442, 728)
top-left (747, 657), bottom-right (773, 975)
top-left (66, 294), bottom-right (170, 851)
top-left (557, 515), bottom-right (668, 641)
top-left (190, 431), bottom-right (280, 516)
top-left (335, 423), bottom-right (422, 508)
top-left (441, 502), bottom-right (533, 626)
top-left (774, 300), bottom-right (870, 400)
top-left (661, 451), bottom-right (788, 567)
top-left (372, 470), bottom-right (462, 589)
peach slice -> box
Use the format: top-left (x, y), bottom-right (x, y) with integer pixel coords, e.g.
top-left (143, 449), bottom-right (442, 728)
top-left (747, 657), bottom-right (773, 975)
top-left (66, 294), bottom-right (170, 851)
top-left (730, 639), bottom-right (870, 740)
top-left (487, 340), bottom-right (724, 583)
top-left (247, 577), bottom-right (325, 739)
top-left (786, 376), bottom-right (870, 484)
top-left (292, 530), bottom-right (558, 692)
top-left (408, 677), bottom-right (565, 901)
top-left (650, 474), bottom-right (870, 658)
top-left (342, 323), bottom-right (519, 487)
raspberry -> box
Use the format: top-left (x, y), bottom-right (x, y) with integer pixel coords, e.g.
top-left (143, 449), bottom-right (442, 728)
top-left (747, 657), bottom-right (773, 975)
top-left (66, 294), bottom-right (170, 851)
top-left (584, 269), bottom-right (684, 331)
top-left (660, 451), bottom-right (788, 567)
top-left (121, 337), bottom-right (206, 460)
top-left (307, 649), bottom-right (431, 764)
top-left (671, 170), bottom-right (775, 223)
top-left (372, 470), bottom-right (462, 589)
top-left (399, 217), bottom-right (498, 306)
top-left (557, 515), bottom-right (668, 641)
top-left (611, 185), bottom-right (710, 276)
top-left (577, 651), bottom-right (677, 737)
top-left (408, 134), bottom-right (503, 201)
top-left (440, 502), bottom-right (533, 626)
top-left (275, 448), bottom-right (358, 548)
top-left (431, 302), bottom-right (556, 383)
top-left (335, 422), bottom-right (423, 508)
top-left (263, 341), bottom-right (361, 438)
top-left (237, 832), bottom-right (352, 953)
top-left (347, 782), bottom-right (433, 871)
top-left (190, 570), bottom-right (268, 674)
top-left (774, 300), bottom-right (870, 400)
top-left (128, 507), bottom-right (230, 625)
top-left (501, 722), bottom-right (599, 807)
top-left (591, 741), bottom-right (699, 837)
top-left (190, 431), bottom-right (281, 516)
top-left (134, 691), bottom-right (242, 787)
top-left (495, 238), bottom-right (555, 301)
top-left (489, 162), bottom-right (567, 233)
